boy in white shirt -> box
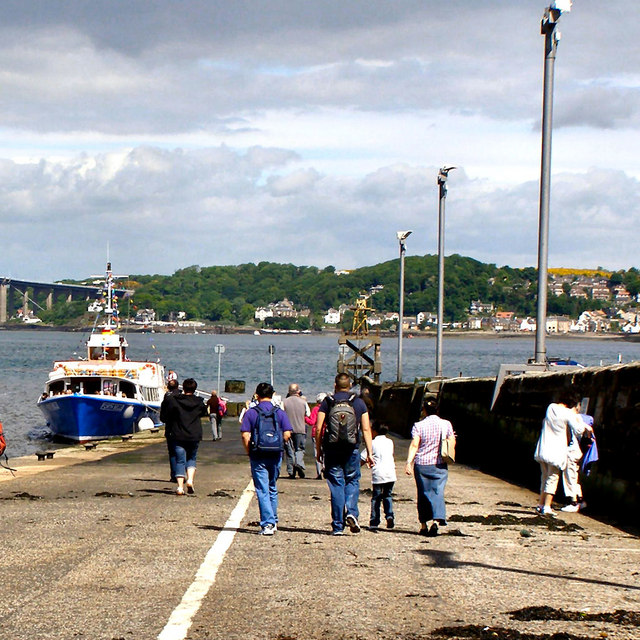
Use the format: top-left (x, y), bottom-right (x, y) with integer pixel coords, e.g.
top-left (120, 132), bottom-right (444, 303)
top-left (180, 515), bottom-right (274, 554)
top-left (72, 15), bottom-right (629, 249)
top-left (361, 425), bottom-right (397, 530)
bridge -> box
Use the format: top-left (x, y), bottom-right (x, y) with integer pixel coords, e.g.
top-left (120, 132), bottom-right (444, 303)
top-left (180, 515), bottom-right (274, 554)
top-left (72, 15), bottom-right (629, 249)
top-left (0, 277), bottom-right (132, 323)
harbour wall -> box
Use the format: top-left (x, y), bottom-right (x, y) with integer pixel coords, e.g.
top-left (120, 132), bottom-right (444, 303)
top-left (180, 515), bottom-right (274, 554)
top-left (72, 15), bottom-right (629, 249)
top-left (436, 362), bottom-right (640, 530)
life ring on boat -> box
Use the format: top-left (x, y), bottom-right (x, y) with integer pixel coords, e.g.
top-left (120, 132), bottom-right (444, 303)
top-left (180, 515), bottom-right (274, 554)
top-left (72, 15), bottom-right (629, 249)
top-left (143, 363), bottom-right (155, 373)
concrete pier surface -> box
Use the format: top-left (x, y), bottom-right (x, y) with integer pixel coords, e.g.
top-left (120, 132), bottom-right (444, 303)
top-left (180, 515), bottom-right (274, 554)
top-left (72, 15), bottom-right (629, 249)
top-left (1, 431), bottom-right (638, 640)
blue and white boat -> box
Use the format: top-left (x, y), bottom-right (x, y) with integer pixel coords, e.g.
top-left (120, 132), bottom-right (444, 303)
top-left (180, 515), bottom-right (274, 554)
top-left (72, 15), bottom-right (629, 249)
top-left (37, 262), bottom-right (166, 442)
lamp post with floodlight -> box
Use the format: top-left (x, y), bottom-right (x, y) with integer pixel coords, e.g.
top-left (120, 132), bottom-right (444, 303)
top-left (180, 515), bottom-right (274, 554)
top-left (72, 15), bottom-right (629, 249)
top-left (436, 166), bottom-right (455, 379)
top-left (535, 0), bottom-right (571, 364)
top-left (397, 230), bottom-right (412, 382)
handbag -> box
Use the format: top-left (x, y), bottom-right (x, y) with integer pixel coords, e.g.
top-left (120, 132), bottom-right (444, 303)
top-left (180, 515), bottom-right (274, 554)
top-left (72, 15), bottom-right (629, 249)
top-left (440, 421), bottom-right (456, 464)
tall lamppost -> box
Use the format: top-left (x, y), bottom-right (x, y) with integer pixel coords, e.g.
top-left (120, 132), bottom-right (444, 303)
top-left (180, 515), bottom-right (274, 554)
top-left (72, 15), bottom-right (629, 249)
top-left (268, 344), bottom-right (276, 387)
top-left (436, 166), bottom-right (456, 378)
top-left (214, 344), bottom-right (225, 393)
top-left (396, 230), bottom-right (412, 381)
top-left (535, 0), bottom-right (571, 364)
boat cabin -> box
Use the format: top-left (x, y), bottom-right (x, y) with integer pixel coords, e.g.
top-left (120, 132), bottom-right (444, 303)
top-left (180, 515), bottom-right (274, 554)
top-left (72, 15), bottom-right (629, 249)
top-left (87, 330), bottom-right (128, 361)
top-left (46, 377), bottom-right (137, 398)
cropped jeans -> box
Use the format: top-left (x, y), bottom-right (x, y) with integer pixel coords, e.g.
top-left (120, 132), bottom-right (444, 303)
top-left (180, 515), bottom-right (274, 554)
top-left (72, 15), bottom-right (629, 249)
top-left (250, 453), bottom-right (282, 528)
top-left (324, 445), bottom-right (361, 533)
top-left (414, 463), bottom-right (448, 525)
top-left (173, 440), bottom-right (199, 479)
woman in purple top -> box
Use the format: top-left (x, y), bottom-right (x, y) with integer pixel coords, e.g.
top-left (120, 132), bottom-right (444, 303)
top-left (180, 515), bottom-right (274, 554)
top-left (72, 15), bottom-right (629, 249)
top-left (405, 398), bottom-right (455, 537)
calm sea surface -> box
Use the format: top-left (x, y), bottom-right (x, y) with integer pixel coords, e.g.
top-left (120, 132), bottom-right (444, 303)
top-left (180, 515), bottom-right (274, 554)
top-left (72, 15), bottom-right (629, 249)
top-left (1, 329), bottom-right (638, 457)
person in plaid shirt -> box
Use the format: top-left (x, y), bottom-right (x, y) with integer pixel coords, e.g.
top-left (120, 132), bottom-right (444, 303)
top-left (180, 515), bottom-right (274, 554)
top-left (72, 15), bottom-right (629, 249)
top-left (405, 398), bottom-right (455, 536)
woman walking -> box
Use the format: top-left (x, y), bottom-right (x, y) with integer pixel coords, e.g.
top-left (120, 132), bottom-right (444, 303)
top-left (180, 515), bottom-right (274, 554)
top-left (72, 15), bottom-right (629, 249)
top-left (160, 378), bottom-right (208, 495)
top-left (405, 398), bottom-right (455, 536)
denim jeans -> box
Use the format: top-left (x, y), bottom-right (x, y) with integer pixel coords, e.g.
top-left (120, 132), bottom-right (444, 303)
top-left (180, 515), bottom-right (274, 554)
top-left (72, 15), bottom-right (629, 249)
top-left (414, 463), bottom-right (448, 524)
top-left (173, 440), bottom-right (199, 479)
top-left (166, 438), bottom-right (178, 480)
top-left (284, 433), bottom-right (306, 474)
top-left (250, 453), bottom-right (282, 528)
top-left (324, 445), bottom-right (361, 532)
top-left (370, 481), bottom-right (395, 527)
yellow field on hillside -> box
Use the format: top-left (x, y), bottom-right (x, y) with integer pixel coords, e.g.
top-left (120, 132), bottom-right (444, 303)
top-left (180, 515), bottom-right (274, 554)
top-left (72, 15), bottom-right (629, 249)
top-left (549, 268), bottom-right (612, 277)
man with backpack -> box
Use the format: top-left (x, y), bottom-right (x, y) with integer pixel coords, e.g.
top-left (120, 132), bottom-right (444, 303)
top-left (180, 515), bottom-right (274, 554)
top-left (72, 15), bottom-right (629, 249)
top-left (315, 374), bottom-right (374, 535)
top-left (240, 382), bottom-right (293, 535)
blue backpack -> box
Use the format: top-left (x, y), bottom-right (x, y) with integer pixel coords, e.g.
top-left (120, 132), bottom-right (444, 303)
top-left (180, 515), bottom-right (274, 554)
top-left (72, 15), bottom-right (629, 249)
top-left (250, 405), bottom-right (284, 453)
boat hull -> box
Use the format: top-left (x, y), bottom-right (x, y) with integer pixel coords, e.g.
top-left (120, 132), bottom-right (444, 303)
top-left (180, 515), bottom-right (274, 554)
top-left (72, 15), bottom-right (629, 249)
top-left (38, 394), bottom-right (161, 442)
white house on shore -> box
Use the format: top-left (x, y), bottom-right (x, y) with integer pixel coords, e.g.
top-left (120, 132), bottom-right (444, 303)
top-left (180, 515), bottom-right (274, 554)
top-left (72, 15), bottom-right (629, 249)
top-left (324, 308), bottom-right (341, 325)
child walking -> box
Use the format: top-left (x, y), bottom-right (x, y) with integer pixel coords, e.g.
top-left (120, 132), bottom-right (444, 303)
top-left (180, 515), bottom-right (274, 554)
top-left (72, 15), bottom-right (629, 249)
top-left (361, 424), bottom-right (397, 530)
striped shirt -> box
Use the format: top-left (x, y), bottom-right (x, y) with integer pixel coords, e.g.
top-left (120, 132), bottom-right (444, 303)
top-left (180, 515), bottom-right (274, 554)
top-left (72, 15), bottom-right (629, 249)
top-left (411, 415), bottom-right (454, 466)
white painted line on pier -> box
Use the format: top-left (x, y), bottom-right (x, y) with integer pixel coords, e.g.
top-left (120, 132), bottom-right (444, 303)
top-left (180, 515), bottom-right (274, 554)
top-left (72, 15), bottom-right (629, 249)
top-left (157, 480), bottom-right (255, 640)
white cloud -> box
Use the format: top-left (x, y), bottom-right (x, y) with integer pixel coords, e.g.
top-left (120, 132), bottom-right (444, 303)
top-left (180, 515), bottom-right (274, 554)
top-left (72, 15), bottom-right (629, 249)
top-left (0, 1), bottom-right (639, 280)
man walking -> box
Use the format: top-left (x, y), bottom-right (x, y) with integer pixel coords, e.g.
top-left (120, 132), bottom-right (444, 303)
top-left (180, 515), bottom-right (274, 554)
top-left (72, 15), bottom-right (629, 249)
top-left (240, 382), bottom-right (293, 535)
top-left (283, 383), bottom-right (310, 478)
top-left (316, 374), bottom-right (374, 535)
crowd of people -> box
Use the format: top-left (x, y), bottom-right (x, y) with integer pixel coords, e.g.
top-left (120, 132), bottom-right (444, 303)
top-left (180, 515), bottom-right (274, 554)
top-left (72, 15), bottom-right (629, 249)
top-left (160, 372), bottom-right (596, 536)
top-left (159, 372), bottom-right (457, 537)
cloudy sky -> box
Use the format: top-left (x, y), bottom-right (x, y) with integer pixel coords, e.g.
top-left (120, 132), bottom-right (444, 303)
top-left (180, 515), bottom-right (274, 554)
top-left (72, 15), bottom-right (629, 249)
top-left (1, 0), bottom-right (638, 281)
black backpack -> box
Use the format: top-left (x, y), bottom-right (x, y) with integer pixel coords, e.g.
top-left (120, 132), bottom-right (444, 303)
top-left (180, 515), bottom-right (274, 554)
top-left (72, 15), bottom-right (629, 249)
top-left (324, 394), bottom-right (358, 445)
top-left (250, 405), bottom-right (284, 453)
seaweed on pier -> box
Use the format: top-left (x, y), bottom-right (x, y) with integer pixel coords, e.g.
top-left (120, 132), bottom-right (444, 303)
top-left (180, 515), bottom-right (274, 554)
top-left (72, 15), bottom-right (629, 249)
top-left (509, 606), bottom-right (640, 626)
top-left (430, 625), bottom-right (595, 639)
top-left (4, 491), bottom-right (43, 500)
top-left (448, 513), bottom-right (583, 532)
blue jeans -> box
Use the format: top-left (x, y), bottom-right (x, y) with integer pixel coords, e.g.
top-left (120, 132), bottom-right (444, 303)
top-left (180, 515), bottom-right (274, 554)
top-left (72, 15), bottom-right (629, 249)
top-left (370, 481), bottom-right (395, 527)
top-left (250, 453), bottom-right (282, 528)
top-left (173, 440), bottom-right (199, 479)
top-left (324, 445), bottom-right (361, 532)
top-left (414, 463), bottom-right (448, 524)
top-left (166, 438), bottom-right (177, 480)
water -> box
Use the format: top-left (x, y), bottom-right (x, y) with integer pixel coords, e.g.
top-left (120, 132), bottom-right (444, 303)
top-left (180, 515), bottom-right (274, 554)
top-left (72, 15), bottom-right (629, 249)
top-left (1, 329), bottom-right (638, 457)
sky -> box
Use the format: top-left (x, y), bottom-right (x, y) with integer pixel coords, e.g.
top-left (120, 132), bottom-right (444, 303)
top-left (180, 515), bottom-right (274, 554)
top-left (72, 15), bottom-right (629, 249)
top-left (1, 0), bottom-right (639, 281)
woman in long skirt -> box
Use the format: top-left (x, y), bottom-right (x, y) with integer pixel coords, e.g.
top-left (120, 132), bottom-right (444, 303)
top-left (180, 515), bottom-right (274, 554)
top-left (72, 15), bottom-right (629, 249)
top-left (405, 398), bottom-right (455, 536)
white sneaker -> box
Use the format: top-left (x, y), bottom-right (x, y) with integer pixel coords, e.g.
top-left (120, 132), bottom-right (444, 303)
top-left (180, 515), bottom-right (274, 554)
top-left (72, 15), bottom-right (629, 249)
top-left (560, 503), bottom-right (580, 513)
top-left (345, 514), bottom-right (361, 533)
top-left (260, 524), bottom-right (276, 535)
top-left (536, 506), bottom-right (556, 516)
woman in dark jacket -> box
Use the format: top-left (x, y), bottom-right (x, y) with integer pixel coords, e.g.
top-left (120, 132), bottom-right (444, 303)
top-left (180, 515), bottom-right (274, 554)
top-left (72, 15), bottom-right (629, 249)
top-left (160, 378), bottom-right (207, 495)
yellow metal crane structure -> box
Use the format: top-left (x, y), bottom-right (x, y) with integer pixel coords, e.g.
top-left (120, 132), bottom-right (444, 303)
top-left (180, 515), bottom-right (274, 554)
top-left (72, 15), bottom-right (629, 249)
top-left (338, 294), bottom-right (381, 384)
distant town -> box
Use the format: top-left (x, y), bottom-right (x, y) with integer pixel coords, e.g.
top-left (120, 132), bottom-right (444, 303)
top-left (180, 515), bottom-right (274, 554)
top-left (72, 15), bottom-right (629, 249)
top-left (124, 272), bottom-right (640, 335)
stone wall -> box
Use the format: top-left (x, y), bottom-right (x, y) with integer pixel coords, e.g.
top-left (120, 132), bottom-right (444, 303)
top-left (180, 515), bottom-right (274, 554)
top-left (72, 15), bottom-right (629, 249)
top-left (437, 363), bottom-right (640, 530)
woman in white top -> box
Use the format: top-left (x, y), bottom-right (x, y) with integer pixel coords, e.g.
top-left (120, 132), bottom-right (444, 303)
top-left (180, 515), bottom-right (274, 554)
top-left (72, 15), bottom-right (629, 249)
top-left (534, 392), bottom-right (592, 515)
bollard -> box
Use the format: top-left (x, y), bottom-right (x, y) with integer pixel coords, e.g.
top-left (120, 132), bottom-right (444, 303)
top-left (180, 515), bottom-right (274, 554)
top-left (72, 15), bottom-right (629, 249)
top-left (150, 428), bottom-right (159, 434)
top-left (121, 435), bottom-right (133, 442)
top-left (84, 443), bottom-right (97, 450)
top-left (36, 451), bottom-right (55, 461)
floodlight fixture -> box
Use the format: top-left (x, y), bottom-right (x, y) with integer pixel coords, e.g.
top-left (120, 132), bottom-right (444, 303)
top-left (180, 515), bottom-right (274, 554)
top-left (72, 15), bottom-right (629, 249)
top-left (550, 0), bottom-right (571, 14)
top-left (396, 230), bottom-right (413, 243)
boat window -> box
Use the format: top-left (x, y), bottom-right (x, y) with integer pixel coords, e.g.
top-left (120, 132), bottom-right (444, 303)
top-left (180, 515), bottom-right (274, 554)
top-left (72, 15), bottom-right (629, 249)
top-left (120, 381), bottom-right (136, 399)
top-left (49, 380), bottom-right (65, 395)
top-left (102, 380), bottom-right (117, 396)
top-left (89, 347), bottom-right (103, 360)
top-left (81, 378), bottom-right (101, 395)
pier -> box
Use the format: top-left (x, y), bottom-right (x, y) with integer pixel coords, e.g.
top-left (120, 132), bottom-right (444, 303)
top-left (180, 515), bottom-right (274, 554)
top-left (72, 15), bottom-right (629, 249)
top-left (1, 431), bottom-right (638, 640)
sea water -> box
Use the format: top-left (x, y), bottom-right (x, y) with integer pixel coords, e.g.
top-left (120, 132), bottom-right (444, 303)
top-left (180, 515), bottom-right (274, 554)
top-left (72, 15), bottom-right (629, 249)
top-left (1, 329), bottom-right (638, 457)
